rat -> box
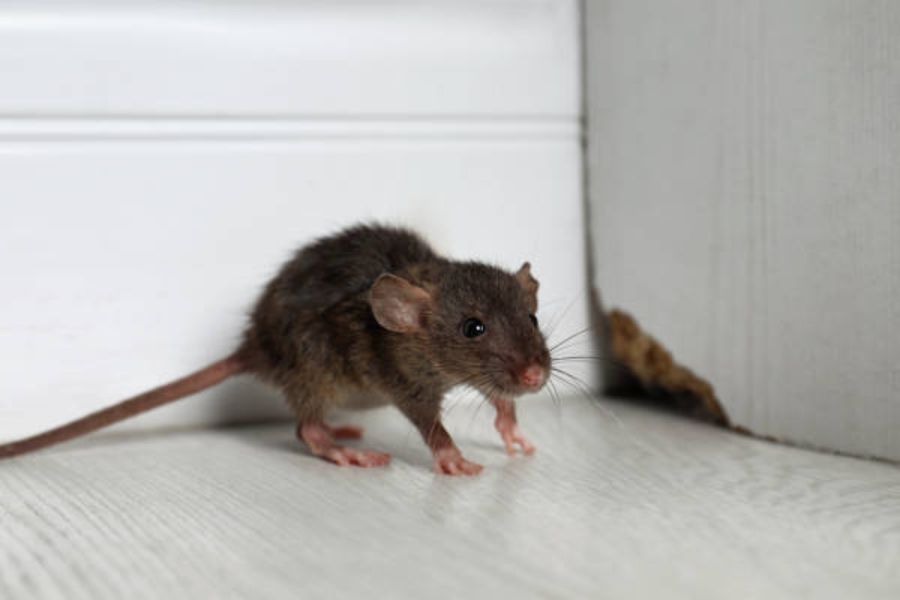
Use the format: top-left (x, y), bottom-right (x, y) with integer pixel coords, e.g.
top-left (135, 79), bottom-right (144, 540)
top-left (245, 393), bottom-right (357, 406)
top-left (0, 223), bottom-right (551, 475)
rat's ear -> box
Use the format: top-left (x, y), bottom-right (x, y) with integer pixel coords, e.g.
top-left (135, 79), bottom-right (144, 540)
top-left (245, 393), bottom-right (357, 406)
top-left (515, 262), bottom-right (539, 313)
top-left (369, 273), bottom-right (432, 333)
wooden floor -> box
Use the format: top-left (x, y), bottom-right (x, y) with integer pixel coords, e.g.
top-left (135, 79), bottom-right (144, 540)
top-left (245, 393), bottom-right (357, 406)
top-left (1, 394), bottom-right (899, 599)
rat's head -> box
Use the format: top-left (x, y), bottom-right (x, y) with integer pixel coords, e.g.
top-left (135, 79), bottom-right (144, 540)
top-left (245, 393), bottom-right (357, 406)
top-left (369, 261), bottom-right (550, 397)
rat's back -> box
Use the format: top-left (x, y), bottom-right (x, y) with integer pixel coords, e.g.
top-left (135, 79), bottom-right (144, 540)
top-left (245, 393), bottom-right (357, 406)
top-left (240, 224), bottom-right (439, 374)
top-left (272, 224), bottom-right (438, 310)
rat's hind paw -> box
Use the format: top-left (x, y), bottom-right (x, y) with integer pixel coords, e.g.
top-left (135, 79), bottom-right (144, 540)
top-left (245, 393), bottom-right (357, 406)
top-left (432, 447), bottom-right (483, 476)
top-left (323, 446), bottom-right (391, 468)
top-left (298, 421), bottom-right (388, 468)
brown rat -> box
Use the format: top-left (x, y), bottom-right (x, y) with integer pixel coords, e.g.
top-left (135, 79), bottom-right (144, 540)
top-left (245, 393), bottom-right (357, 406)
top-left (0, 224), bottom-right (551, 475)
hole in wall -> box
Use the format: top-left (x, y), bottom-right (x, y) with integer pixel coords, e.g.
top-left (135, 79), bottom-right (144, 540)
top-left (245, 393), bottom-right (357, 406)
top-left (589, 289), bottom-right (730, 427)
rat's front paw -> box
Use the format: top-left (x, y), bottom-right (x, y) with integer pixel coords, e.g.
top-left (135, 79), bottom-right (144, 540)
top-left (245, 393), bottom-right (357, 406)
top-left (432, 447), bottom-right (483, 476)
top-left (495, 417), bottom-right (536, 455)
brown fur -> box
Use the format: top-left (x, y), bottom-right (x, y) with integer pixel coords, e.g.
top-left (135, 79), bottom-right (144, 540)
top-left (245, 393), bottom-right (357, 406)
top-left (239, 224), bottom-right (550, 446)
top-left (0, 224), bottom-right (549, 459)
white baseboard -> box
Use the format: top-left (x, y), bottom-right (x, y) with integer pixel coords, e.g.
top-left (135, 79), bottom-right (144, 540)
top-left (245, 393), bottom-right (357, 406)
top-left (0, 1), bottom-right (585, 441)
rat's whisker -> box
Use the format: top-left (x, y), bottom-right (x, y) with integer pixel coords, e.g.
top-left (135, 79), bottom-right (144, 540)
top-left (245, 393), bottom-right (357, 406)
top-left (468, 389), bottom-right (493, 433)
top-left (552, 355), bottom-right (631, 370)
top-left (540, 286), bottom-right (589, 341)
top-left (550, 367), bottom-right (596, 397)
top-left (548, 327), bottom-right (593, 353)
top-left (549, 338), bottom-right (598, 356)
top-left (549, 336), bottom-right (597, 358)
top-left (547, 377), bottom-right (563, 409)
top-left (549, 369), bottom-right (651, 449)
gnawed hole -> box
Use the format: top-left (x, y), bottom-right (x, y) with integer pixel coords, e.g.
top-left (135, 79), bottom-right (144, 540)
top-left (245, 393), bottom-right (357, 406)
top-left (591, 290), bottom-right (729, 426)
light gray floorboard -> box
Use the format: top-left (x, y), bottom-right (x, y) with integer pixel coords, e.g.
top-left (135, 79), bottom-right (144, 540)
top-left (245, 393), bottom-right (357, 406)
top-left (1, 395), bottom-right (898, 599)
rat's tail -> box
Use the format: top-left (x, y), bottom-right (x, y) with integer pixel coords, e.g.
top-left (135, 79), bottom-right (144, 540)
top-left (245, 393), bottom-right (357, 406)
top-left (0, 352), bottom-right (247, 459)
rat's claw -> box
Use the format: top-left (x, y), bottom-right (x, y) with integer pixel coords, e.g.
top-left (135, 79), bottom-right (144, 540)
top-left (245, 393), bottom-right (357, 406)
top-left (500, 427), bottom-right (535, 455)
top-left (495, 417), bottom-right (536, 455)
top-left (432, 447), bottom-right (483, 476)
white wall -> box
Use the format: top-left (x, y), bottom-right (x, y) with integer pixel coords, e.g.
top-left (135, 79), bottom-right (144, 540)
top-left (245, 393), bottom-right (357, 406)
top-left (586, 1), bottom-right (900, 460)
top-left (0, 0), bottom-right (587, 441)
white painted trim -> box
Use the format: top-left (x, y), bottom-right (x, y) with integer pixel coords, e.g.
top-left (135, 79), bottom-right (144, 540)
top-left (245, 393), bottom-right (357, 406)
top-left (0, 0), bottom-right (586, 441)
top-left (0, 118), bottom-right (580, 142)
top-left (0, 0), bottom-right (579, 117)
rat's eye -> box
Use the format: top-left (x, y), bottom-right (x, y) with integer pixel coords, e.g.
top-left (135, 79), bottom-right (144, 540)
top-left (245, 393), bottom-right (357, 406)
top-left (529, 314), bottom-right (538, 328)
top-left (461, 318), bottom-right (486, 338)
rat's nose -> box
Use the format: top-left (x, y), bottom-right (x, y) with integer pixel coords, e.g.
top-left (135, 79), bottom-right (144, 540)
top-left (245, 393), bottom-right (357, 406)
top-left (519, 364), bottom-right (545, 388)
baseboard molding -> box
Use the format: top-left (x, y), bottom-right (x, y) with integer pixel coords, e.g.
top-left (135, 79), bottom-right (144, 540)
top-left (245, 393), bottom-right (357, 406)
top-left (0, 117), bottom-right (579, 142)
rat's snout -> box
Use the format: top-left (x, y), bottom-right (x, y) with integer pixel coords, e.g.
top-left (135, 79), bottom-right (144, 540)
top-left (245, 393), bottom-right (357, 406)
top-left (518, 363), bottom-right (546, 389)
